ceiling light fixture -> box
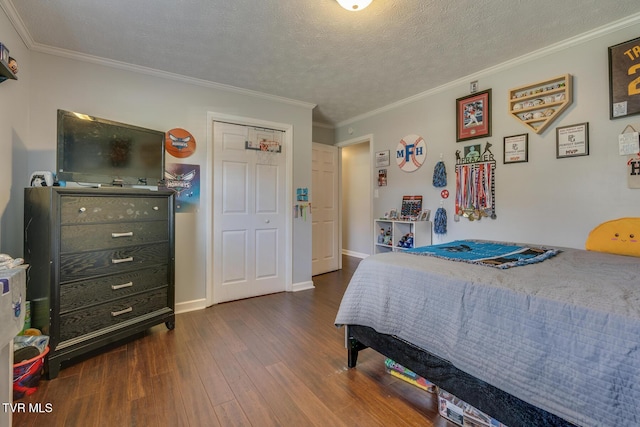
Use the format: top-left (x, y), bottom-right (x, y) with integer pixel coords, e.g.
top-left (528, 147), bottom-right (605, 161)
top-left (336, 0), bottom-right (372, 11)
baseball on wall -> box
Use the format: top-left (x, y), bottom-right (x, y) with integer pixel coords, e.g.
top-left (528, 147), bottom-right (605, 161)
top-left (396, 134), bottom-right (427, 172)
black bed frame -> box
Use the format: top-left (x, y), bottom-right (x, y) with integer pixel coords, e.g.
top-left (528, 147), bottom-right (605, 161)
top-left (347, 325), bottom-right (578, 427)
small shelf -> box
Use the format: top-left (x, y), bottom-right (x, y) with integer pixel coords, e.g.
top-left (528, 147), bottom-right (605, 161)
top-left (374, 219), bottom-right (432, 253)
top-left (0, 59), bottom-right (17, 83)
top-left (508, 74), bottom-right (572, 134)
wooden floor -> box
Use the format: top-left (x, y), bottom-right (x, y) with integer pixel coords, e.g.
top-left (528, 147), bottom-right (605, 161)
top-left (13, 256), bottom-right (452, 427)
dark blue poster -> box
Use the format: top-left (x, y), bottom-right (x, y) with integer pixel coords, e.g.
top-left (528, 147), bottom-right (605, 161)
top-left (164, 163), bottom-right (200, 213)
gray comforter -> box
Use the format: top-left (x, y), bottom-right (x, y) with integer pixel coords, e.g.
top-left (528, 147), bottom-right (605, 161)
top-left (334, 247), bottom-right (640, 427)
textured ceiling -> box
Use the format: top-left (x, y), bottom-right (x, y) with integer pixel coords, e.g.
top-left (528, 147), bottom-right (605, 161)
top-left (4, 0), bottom-right (640, 126)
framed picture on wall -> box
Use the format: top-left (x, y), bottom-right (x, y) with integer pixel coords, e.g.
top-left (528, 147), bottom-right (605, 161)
top-left (556, 123), bottom-right (589, 159)
top-left (375, 150), bottom-right (390, 167)
top-left (456, 89), bottom-right (492, 142)
top-left (503, 133), bottom-right (528, 164)
top-left (608, 36), bottom-right (640, 119)
top-left (463, 144), bottom-right (482, 162)
top-left (378, 169), bottom-right (387, 186)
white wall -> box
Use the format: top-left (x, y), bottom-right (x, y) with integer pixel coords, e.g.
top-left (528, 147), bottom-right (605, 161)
top-left (0, 6), bottom-right (315, 416)
top-left (341, 141), bottom-right (371, 256)
top-left (0, 7), bottom-right (30, 425)
top-left (336, 18), bottom-right (640, 250)
top-left (0, 8), bottom-right (29, 258)
top-left (312, 123), bottom-right (335, 146)
top-left (15, 49), bottom-right (314, 309)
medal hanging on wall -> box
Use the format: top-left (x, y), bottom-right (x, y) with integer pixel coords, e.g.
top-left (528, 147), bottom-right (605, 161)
top-left (455, 144), bottom-right (496, 221)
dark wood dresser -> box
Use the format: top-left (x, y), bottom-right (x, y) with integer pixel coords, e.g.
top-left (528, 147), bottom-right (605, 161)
top-left (24, 187), bottom-right (175, 378)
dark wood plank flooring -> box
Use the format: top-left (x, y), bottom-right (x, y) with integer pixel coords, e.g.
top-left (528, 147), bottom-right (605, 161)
top-left (13, 256), bottom-right (451, 427)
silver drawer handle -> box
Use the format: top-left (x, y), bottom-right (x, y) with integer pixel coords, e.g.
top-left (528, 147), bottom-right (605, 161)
top-left (153, 206), bottom-right (159, 211)
top-left (111, 231), bottom-right (134, 238)
top-left (111, 256), bottom-right (134, 264)
top-left (111, 307), bottom-right (133, 317)
top-left (111, 281), bottom-right (134, 290)
top-left (79, 207), bottom-right (86, 213)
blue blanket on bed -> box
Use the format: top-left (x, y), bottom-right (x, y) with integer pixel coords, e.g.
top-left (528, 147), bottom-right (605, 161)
top-left (405, 240), bottom-right (560, 269)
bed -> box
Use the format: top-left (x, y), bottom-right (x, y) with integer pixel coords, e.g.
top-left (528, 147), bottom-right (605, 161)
top-left (335, 242), bottom-right (640, 427)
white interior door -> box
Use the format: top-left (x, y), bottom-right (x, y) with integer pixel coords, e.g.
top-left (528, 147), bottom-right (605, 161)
top-left (311, 143), bottom-right (340, 275)
top-left (213, 122), bottom-right (287, 303)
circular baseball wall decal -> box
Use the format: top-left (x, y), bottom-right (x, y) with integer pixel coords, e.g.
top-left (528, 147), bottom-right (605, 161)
top-left (166, 128), bottom-right (196, 158)
top-left (396, 134), bottom-right (426, 172)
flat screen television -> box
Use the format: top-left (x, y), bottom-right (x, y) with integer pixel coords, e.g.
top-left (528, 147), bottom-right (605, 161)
top-left (56, 109), bottom-right (165, 186)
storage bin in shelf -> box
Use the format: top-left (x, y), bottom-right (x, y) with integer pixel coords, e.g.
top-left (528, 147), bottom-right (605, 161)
top-left (374, 219), bottom-right (432, 254)
top-left (508, 74), bottom-right (572, 134)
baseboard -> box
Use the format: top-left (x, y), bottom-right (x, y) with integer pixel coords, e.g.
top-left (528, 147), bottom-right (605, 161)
top-left (341, 249), bottom-right (369, 259)
top-left (292, 280), bottom-right (315, 292)
top-left (175, 298), bottom-right (207, 314)
top-left (174, 284), bottom-right (315, 311)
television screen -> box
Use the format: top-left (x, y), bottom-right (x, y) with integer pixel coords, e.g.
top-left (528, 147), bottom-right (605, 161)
top-left (56, 110), bottom-right (165, 186)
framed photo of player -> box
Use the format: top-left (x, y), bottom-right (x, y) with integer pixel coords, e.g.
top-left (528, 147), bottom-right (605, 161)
top-left (609, 36), bottom-right (640, 119)
top-left (456, 89), bottom-right (492, 142)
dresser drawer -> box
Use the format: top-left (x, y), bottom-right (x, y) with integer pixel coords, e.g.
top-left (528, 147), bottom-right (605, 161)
top-left (59, 266), bottom-right (169, 313)
top-left (59, 288), bottom-right (169, 342)
top-left (24, 187), bottom-right (175, 379)
top-left (60, 195), bottom-right (169, 225)
top-left (61, 221), bottom-right (168, 252)
top-left (60, 243), bottom-right (169, 283)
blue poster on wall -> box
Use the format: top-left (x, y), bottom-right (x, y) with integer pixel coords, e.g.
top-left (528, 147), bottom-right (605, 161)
top-left (164, 163), bottom-right (200, 213)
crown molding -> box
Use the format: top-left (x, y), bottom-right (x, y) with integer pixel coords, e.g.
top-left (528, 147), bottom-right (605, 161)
top-left (0, 0), bottom-right (315, 111)
top-left (336, 12), bottom-right (640, 128)
top-left (35, 43), bottom-right (316, 109)
top-left (0, 0), bottom-right (34, 49)
top-left (312, 121), bottom-right (335, 130)
top-left (3, 0), bottom-right (638, 123)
